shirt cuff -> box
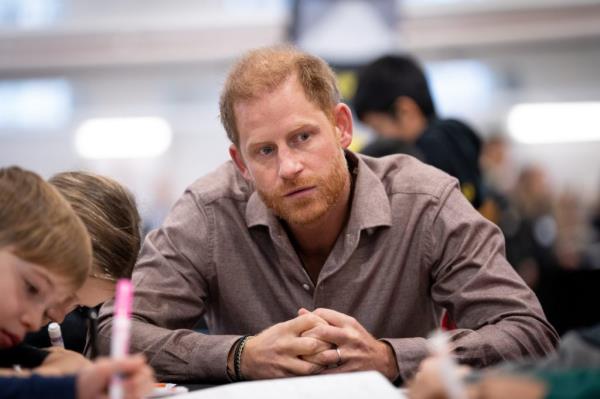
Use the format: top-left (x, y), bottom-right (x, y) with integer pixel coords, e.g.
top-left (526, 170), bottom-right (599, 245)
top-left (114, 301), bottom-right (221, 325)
top-left (189, 334), bottom-right (242, 382)
top-left (380, 337), bottom-right (429, 383)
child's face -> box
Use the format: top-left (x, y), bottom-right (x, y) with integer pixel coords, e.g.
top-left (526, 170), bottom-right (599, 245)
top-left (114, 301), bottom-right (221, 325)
top-left (75, 275), bottom-right (116, 308)
top-left (45, 275), bottom-right (115, 323)
top-left (0, 248), bottom-right (75, 349)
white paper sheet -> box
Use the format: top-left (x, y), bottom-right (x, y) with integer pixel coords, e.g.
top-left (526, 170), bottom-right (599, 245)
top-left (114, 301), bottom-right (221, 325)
top-left (171, 371), bottom-right (405, 399)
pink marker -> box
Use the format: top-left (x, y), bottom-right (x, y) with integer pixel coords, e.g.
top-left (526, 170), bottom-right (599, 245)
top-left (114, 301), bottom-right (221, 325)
top-left (110, 279), bottom-right (133, 399)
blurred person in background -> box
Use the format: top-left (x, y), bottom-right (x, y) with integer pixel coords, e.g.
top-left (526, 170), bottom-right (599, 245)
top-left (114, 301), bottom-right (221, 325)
top-left (501, 166), bottom-right (600, 336)
top-left (353, 54), bottom-right (485, 210)
top-left (589, 187), bottom-right (600, 269)
top-left (554, 190), bottom-right (594, 271)
top-left (478, 134), bottom-right (517, 226)
top-left (479, 134), bottom-right (517, 198)
top-left (501, 165), bottom-right (558, 289)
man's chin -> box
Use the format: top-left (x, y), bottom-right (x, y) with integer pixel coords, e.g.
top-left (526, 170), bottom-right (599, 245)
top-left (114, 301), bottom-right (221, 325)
top-left (278, 206), bottom-right (328, 226)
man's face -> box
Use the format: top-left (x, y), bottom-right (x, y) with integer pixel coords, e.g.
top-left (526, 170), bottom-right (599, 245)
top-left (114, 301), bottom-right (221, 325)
top-left (230, 75), bottom-right (353, 226)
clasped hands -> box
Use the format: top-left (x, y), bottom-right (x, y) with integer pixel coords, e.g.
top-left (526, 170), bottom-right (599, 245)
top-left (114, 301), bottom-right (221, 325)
top-left (237, 308), bottom-right (398, 381)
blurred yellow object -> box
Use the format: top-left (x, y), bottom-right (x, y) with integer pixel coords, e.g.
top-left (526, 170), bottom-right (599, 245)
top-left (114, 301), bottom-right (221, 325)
top-left (461, 183), bottom-right (476, 203)
top-left (337, 71), bottom-right (358, 100)
top-left (349, 135), bottom-right (367, 153)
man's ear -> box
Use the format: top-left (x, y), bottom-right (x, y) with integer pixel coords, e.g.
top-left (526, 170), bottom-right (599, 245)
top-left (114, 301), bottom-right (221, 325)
top-left (229, 144), bottom-right (252, 180)
top-left (333, 103), bottom-right (353, 149)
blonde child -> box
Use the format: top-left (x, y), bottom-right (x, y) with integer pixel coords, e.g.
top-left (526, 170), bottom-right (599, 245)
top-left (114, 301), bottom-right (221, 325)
top-left (0, 166), bottom-right (154, 399)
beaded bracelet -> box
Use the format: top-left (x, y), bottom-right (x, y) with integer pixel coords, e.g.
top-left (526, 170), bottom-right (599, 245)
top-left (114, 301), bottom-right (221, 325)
top-left (234, 335), bottom-right (252, 381)
top-left (226, 337), bottom-right (243, 381)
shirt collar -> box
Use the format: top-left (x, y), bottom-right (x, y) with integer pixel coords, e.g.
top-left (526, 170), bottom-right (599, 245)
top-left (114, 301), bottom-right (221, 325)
top-left (345, 151), bottom-right (392, 232)
top-left (245, 150), bottom-right (392, 232)
top-left (246, 189), bottom-right (277, 229)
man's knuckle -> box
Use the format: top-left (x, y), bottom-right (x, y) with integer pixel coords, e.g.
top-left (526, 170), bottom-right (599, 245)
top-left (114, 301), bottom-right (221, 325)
top-left (346, 329), bottom-right (360, 342)
top-left (302, 363), bottom-right (317, 375)
top-left (273, 341), bottom-right (285, 356)
top-left (307, 338), bottom-right (319, 352)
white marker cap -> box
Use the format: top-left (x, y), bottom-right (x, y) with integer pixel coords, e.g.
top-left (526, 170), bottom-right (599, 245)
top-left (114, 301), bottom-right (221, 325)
top-left (48, 322), bottom-right (64, 348)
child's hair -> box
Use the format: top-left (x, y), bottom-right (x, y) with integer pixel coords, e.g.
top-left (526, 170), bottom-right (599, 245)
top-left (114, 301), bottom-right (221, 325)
top-left (49, 171), bottom-right (142, 281)
top-left (0, 166), bottom-right (92, 288)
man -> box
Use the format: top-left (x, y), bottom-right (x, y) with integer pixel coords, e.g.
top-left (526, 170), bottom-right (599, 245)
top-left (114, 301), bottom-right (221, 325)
top-left (353, 55), bottom-right (485, 208)
top-left (98, 46), bottom-right (557, 383)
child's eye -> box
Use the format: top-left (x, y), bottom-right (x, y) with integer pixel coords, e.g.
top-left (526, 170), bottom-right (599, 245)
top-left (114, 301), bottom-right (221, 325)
top-left (25, 281), bottom-right (39, 296)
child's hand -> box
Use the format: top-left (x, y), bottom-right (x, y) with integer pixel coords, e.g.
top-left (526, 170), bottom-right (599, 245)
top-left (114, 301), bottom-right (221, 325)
top-left (76, 354), bottom-right (155, 399)
top-left (408, 356), bottom-right (471, 399)
top-left (36, 347), bottom-right (92, 375)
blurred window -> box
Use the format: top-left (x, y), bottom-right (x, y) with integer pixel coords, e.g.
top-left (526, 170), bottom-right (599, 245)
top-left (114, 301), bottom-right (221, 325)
top-left (0, 0), bottom-right (62, 28)
top-left (0, 79), bottom-right (72, 134)
top-left (508, 102), bottom-right (600, 144)
top-left (75, 117), bottom-right (173, 159)
top-left (425, 60), bottom-right (495, 121)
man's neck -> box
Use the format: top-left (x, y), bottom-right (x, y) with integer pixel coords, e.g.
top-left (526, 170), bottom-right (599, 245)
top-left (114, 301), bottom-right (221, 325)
top-left (286, 171), bottom-right (353, 283)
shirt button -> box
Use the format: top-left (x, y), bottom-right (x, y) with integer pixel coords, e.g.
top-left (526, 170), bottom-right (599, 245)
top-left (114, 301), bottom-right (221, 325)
top-left (302, 283), bottom-right (311, 291)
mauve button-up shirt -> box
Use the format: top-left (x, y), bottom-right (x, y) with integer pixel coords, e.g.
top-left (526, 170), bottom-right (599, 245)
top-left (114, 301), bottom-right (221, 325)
top-left (98, 152), bottom-right (558, 382)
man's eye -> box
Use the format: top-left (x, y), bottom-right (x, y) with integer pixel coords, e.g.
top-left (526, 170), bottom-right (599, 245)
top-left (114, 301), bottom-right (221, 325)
top-left (258, 146), bottom-right (274, 156)
top-left (297, 132), bottom-right (310, 142)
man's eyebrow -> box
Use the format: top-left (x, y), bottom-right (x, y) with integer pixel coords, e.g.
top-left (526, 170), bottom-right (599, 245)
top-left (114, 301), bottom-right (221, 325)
top-left (245, 123), bottom-right (319, 149)
top-left (246, 139), bottom-right (272, 151)
top-left (288, 123), bottom-right (318, 135)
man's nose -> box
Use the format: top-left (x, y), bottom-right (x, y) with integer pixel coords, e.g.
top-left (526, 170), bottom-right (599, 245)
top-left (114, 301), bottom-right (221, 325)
top-left (278, 150), bottom-right (303, 179)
